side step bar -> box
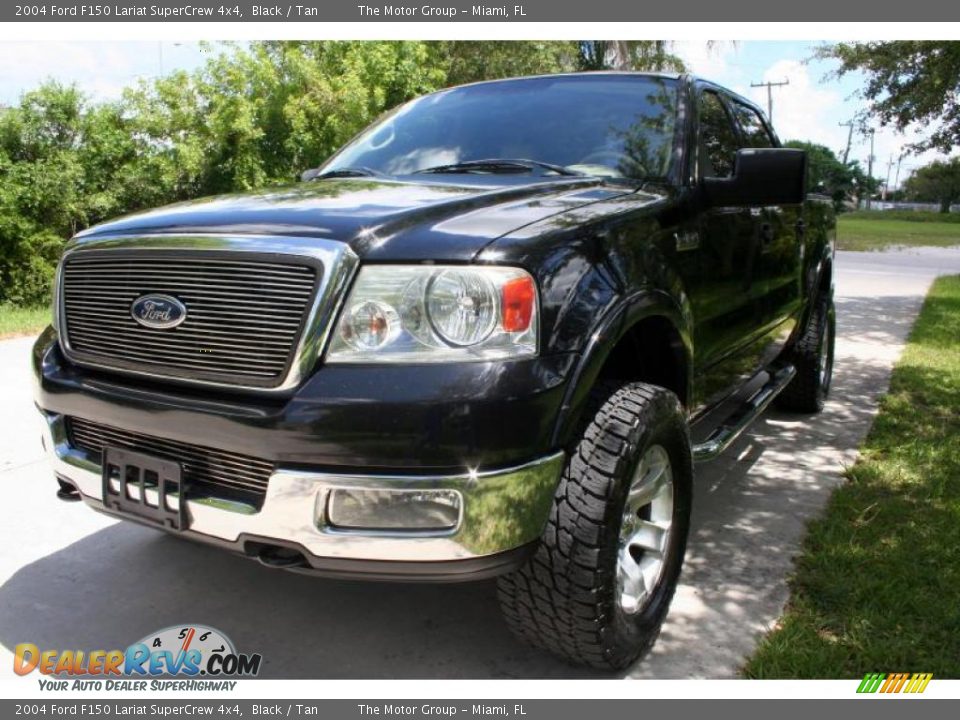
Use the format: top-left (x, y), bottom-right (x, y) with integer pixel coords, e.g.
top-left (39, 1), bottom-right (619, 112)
top-left (692, 365), bottom-right (797, 463)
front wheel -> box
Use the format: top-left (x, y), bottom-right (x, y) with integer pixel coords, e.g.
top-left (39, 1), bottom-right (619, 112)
top-left (497, 381), bottom-right (692, 671)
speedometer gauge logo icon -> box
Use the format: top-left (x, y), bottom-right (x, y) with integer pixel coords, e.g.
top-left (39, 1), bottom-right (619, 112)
top-left (137, 625), bottom-right (236, 663)
top-left (127, 623), bottom-right (260, 677)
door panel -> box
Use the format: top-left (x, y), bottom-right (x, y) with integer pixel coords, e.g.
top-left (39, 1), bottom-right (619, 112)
top-left (680, 90), bottom-right (767, 410)
top-left (730, 100), bottom-right (804, 363)
top-left (684, 209), bottom-right (763, 407)
top-left (753, 204), bottom-right (802, 362)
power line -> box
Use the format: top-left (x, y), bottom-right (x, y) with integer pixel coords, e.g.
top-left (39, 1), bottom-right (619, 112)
top-left (750, 79), bottom-right (789, 124)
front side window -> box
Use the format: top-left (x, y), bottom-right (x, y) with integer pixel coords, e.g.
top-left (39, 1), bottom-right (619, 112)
top-left (323, 75), bottom-right (680, 180)
top-left (697, 91), bottom-right (739, 179)
top-left (731, 103), bottom-right (774, 148)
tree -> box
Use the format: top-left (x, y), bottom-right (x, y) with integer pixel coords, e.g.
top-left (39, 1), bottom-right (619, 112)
top-left (576, 41), bottom-right (684, 72)
top-left (818, 42), bottom-right (960, 153)
top-left (903, 158), bottom-right (960, 213)
top-left (123, 41), bottom-right (446, 193)
top-left (433, 41), bottom-right (573, 86)
top-left (0, 83), bottom-right (145, 305)
top-left (434, 41), bottom-right (686, 87)
top-left (784, 140), bottom-right (878, 211)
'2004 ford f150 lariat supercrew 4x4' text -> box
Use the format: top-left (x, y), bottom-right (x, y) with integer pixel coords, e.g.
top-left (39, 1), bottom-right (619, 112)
top-left (33, 72), bottom-right (835, 670)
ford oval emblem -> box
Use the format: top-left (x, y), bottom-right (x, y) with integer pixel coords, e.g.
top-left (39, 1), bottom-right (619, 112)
top-left (130, 294), bottom-right (187, 329)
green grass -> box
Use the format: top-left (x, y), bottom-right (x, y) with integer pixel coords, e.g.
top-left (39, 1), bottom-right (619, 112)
top-left (838, 214), bottom-right (960, 252)
top-left (843, 210), bottom-right (960, 224)
top-left (0, 304), bottom-right (50, 339)
top-left (743, 275), bottom-right (960, 678)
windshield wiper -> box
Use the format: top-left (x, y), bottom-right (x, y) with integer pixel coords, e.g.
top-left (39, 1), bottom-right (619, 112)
top-left (301, 166), bottom-right (387, 181)
top-left (413, 158), bottom-right (584, 177)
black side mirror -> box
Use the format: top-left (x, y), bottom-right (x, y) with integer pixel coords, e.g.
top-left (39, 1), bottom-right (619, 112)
top-left (702, 148), bottom-right (807, 207)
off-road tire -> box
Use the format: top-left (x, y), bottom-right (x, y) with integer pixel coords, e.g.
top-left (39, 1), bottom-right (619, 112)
top-left (497, 381), bottom-right (692, 671)
top-left (776, 293), bottom-right (835, 413)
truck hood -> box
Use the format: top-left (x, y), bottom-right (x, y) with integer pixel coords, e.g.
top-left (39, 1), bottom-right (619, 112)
top-left (73, 177), bottom-right (641, 262)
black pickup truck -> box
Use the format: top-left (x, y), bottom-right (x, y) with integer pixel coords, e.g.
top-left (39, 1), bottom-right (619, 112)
top-left (33, 72), bottom-right (835, 670)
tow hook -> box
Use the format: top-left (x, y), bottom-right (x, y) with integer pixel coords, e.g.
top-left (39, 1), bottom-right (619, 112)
top-left (254, 544), bottom-right (309, 569)
top-left (55, 478), bottom-right (81, 502)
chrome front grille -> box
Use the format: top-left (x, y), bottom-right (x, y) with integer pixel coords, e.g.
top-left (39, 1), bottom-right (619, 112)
top-left (67, 417), bottom-right (273, 507)
top-left (60, 251), bottom-right (320, 387)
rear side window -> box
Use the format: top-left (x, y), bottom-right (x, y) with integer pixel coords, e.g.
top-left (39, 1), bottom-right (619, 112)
top-left (697, 91), bottom-right (739, 179)
top-left (731, 103), bottom-right (774, 148)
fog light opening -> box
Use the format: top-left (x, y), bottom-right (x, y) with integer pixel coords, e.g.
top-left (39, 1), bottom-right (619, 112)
top-left (326, 488), bottom-right (461, 532)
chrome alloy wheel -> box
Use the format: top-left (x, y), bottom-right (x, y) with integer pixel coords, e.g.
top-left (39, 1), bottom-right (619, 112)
top-left (617, 444), bottom-right (674, 615)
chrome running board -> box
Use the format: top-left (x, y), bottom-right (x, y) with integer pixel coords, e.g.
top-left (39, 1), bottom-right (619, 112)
top-left (692, 365), bottom-right (797, 462)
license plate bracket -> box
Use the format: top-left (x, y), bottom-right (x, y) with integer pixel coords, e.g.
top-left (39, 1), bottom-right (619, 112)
top-left (101, 447), bottom-right (186, 530)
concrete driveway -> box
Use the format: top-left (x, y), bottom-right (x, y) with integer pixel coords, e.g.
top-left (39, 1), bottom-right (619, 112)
top-left (1, 248), bottom-right (958, 679)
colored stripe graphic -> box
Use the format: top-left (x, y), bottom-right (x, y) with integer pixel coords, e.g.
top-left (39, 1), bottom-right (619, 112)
top-left (906, 673), bottom-right (933, 694)
top-left (857, 672), bottom-right (932, 694)
top-left (857, 673), bottom-right (885, 693)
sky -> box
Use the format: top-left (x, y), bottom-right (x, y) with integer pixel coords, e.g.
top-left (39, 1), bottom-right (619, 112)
top-left (0, 40), bottom-right (953, 191)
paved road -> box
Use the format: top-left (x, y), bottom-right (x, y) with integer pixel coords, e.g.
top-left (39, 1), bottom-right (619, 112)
top-left (1, 248), bottom-right (958, 679)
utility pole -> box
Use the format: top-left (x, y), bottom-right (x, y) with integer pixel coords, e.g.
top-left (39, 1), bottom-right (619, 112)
top-left (750, 79), bottom-right (790, 124)
top-left (866, 129), bottom-right (876, 210)
top-left (894, 154), bottom-right (904, 195)
top-left (839, 121), bottom-right (855, 164)
top-left (883, 155), bottom-right (895, 201)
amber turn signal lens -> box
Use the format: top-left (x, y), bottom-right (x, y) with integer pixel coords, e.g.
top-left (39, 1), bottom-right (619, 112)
top-left (501, 275), bottom-right (536, 332)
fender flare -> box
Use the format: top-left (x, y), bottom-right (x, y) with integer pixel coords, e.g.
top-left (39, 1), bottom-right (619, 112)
top-left (801, 245), bottom-right (835, 331)
top-left (816, 246), bottom-right (835, 296)
top-left (549, 288), bottom-right (694, 449)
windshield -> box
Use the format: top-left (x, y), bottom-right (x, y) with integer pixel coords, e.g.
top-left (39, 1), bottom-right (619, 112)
top-left (322, 75), bottom-right (680, 180)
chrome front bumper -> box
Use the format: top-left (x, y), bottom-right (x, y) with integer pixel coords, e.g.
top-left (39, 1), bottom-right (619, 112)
top-left (40, 412), bottom-right (563, 578)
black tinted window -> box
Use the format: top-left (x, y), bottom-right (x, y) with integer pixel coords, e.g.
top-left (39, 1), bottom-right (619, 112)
top-left (698, 92), bottom-right (738, 178)
top-left (732, 103), bottom-right (774, 148)
top-left (325, 76), bottom-right (680, 180)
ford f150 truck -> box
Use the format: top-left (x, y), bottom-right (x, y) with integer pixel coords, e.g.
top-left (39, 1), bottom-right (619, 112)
top-left (33, 72), bottom-right (835, 671)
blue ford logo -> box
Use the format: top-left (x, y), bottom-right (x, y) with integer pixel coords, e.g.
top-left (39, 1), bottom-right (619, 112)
top-left (130, 294), bottom-right (187, 329)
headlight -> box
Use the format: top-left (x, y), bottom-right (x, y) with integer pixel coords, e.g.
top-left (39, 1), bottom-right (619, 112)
top-left (327, 265), bottom-right (538, 363)
top-left (426, 269), bottom-right (499, 346)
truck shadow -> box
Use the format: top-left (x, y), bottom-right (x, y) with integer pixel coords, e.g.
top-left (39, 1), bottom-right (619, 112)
top-left (0, 524), bottom-right (603, 678)
top-left (0, 289), bottom-right (931, 679)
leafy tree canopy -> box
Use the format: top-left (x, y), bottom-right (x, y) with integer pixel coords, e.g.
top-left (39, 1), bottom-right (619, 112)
top-left (818, 41), bottom-right (960, 154)
top-left (903, 157), bottom-right (960, 213)
top-left (783, 140), bottom-right (879, 211)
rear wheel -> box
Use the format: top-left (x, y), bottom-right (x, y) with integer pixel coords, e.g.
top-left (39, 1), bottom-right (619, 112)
top-left (776, 293), bottom-right (835, 413)
top-left (497, 381), bottom-right (692, 671)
